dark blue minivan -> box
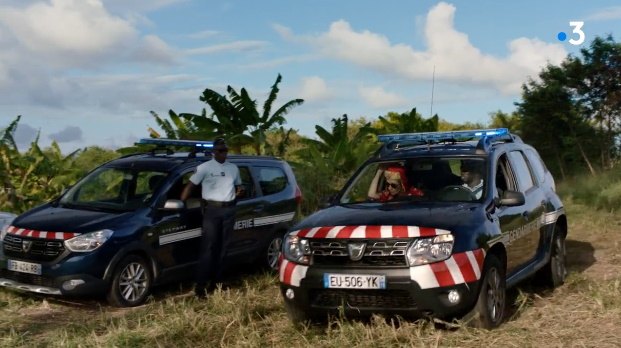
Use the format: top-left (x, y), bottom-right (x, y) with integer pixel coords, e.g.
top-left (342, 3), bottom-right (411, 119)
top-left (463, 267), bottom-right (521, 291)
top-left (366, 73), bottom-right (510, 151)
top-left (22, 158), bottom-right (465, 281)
top-left (0, 139), bottom-right (301, 306)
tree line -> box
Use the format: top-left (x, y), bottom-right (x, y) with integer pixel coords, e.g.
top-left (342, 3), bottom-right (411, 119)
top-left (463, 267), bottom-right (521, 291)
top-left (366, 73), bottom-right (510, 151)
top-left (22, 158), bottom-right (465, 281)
top-left (2, 35), bottom-right (619, 214)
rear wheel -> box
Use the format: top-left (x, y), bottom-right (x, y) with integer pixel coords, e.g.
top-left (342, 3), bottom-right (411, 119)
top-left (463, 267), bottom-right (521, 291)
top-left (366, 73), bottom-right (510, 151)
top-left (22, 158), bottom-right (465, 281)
top-left (535, 227), bottom-right (567, 287)
top-left (107, 255), bottom-right (152, 307)
top-left (464, 254), bottom-right (506, 329)
top-left (264, 235), bottom-right (283, 271)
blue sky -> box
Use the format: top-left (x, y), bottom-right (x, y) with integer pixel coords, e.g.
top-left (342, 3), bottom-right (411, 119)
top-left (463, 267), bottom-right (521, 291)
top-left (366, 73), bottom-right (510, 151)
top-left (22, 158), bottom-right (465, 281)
top-left (0, 0), bottom-right (619, 153)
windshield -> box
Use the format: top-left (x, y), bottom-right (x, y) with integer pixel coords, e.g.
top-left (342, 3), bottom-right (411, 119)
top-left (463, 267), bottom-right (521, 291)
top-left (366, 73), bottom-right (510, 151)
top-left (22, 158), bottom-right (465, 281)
top-left (340, 157), bottom-right (486, 204)
top-left (59, 167), bottom-right (169, 212)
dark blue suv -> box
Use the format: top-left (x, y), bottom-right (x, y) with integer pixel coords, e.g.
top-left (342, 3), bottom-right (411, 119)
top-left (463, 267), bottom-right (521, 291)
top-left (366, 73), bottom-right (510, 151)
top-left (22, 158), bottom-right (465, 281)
top-left (0, 139), bottom-right (301, 306)
top-left (279, 129), bottom-right (566, 329)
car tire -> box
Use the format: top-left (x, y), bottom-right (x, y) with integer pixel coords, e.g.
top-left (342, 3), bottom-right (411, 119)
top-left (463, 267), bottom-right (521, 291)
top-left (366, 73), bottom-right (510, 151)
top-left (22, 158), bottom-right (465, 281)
top-left (535, 227), bottom-right (567, 288)
top-left (464, 254), bottom-right (506, 329)
top-left (107, 255), bottom-right (152, 307)
top-left (264, 234), bottom-right (283, 271)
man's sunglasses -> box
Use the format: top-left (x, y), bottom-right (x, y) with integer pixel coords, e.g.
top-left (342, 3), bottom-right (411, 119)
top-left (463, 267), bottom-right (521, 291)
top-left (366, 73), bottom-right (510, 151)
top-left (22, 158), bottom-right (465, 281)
top-left (215, 148), bottom-right (229, 153)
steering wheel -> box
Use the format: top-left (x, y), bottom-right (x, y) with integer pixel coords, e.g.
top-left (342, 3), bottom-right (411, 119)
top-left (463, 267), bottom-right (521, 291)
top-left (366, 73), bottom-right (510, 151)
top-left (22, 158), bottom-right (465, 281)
top-left (438, 185), bottom-right (476, 201)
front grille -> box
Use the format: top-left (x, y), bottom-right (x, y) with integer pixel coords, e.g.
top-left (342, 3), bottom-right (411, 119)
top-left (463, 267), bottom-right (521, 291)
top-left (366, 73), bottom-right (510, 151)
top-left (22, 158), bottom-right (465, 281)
top-left (311, 239), bottom-right (409, 267)
top-left (3, 235), bottom-right (65, 262)
top-left (311, 289), bottom-right (417, 309)
top-left (0, 268), bottom-right (56, 288)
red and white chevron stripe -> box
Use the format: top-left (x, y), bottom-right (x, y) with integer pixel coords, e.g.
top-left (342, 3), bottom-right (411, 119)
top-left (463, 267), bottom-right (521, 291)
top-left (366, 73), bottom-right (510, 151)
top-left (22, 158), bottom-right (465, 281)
top-left (290, 225), bottom-right (450, 239)
top-left (279, 259), bottom-right (309, 287)
top-left (410, 249), bottom-right (486, 289)
top-left (6, 226), bottom-right (80, 240)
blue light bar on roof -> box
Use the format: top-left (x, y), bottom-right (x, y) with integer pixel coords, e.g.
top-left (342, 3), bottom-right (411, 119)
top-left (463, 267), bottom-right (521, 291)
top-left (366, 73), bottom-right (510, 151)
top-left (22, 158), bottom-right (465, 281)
top-left (377, 128), bottom-right (509, 143)
top-left (135, 138), bottom-right (214, 148)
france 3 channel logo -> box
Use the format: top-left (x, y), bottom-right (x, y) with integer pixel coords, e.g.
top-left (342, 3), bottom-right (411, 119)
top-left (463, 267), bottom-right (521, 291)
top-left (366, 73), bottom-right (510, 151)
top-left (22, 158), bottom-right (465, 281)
top-left (557, 21), bottom-right (585, 46)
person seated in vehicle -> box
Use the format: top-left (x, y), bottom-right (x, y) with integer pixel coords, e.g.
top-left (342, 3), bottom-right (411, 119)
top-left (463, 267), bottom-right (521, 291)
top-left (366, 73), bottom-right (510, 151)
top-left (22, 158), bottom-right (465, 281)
top-left (367, 165), bottom-right (424, 202)
top-left (460, 160), bottom-right (484, 199)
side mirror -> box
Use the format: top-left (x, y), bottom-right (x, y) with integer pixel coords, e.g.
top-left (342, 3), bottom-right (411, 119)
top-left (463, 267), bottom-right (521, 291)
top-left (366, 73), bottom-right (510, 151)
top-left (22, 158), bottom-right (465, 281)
top-left (162, 199), bottom-right (184, 210)
top-left (498, 190), bottom-right (525, 207)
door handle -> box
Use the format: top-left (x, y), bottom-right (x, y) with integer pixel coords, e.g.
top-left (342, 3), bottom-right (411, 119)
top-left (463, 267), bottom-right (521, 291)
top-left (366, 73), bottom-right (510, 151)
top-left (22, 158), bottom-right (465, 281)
top-left (253, 205), bottom-right (265, 213)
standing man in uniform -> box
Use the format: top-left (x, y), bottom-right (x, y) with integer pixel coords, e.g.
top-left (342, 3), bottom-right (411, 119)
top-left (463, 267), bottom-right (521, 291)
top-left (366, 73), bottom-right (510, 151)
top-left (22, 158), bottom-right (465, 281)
top-left (180, 138), bottom-right (243, 298)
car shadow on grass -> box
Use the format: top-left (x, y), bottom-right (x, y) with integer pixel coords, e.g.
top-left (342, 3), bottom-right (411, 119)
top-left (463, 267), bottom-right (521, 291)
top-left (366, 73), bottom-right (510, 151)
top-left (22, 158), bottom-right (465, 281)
top-left (503, 238), bottom-right (595, 324)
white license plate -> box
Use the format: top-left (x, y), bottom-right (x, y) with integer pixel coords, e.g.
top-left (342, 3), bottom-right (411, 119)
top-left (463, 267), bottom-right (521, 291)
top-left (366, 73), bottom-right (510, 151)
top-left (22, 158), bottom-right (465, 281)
top-left (7, 259), bottom-right (42, 275)
top-left (323, 273), bottom-right (386, 289)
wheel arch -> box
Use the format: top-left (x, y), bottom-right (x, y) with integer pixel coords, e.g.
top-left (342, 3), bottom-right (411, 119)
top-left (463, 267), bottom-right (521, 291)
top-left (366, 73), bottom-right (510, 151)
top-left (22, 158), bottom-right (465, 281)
top-left (486, 242), bottom-right (507, 273)
top-left (103, 243), bottom-right (159, 283)
top-left (555, 214), bottom-right (568, 239)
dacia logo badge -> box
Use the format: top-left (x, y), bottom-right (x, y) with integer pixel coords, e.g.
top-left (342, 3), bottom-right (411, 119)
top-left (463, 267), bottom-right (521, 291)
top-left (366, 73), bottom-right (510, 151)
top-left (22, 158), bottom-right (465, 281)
top-left (22, 240), bottom-right (32, 253)
top-left (347, 242), bottom-right (366, 261)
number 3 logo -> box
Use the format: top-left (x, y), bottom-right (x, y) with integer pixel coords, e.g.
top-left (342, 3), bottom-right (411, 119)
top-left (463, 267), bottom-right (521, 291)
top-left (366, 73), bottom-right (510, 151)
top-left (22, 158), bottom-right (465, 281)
top-left (569, 21), bottom-right (585, 46)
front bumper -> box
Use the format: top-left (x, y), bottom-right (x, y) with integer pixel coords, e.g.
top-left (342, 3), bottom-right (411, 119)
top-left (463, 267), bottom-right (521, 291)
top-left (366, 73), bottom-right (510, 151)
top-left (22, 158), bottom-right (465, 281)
top-left (0, 245), bottom-right (113, 297)
top-left (280, 266), bottom-right (482, 319)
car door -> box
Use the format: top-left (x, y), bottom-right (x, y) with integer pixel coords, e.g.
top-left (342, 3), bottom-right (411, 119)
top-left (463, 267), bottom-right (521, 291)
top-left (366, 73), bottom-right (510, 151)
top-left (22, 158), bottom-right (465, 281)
top-left (499, 150), bottom-right (544, 275)
top-left (226, 163), bottom-right (265, 261)
top-left (151, 170), bottom-right (202, 277)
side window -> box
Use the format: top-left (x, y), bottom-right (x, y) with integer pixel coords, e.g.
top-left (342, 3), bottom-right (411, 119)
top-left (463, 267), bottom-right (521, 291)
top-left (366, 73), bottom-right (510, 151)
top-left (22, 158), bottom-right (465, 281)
top-left (508, 151), bottom-right (535, 192)
top-left (257, 166), bottom-right (288, 195)
top-left (524, 149), bottom-right (546, 185)
top-left (495, 154), bottom-right (515, 197)
top-left (238, 166), bottom-right (255, 200)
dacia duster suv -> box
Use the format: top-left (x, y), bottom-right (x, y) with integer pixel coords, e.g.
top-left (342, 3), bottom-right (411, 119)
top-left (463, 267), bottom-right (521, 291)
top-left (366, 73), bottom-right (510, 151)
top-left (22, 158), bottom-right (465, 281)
top-left (280, 129), bottom-right (566, 329)
top-left (0, 138), bottom-right (301, 307)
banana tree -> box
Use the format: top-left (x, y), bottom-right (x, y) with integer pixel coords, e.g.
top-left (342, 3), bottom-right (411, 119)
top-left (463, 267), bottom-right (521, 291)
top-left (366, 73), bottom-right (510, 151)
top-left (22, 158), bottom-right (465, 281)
top-left (375, 108), bottom-right (439, 134)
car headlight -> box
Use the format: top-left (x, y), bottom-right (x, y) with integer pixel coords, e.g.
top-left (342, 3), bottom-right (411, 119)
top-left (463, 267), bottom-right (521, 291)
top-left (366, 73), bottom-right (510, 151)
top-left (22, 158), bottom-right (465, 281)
top-left (407, 234), bottom-right (454, 266)
top-left (283, 235), bottom-right (311, 265)
top-left (65, 229), bottom-right (114, 252)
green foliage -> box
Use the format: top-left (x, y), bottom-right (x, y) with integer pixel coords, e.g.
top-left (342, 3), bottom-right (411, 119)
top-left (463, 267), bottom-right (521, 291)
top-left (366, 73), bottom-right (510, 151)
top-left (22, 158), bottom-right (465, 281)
top-left (372, 108), bottom-right (438, 134)
top-left (159, 74), bottom-right (304, 155)
top-left (0, 117), bottom-right (121, 213)
top-left (557, 166), bottom-right (621, 212)
top-left (516, 35), bottom-right (621, 178)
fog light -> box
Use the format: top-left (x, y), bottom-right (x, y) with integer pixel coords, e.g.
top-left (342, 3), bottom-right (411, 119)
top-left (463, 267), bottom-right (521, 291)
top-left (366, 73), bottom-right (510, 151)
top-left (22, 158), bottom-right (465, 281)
top-left (447, 289), bottom-right (460, 304)
top-left (62, 279), bottom-right (85, 291)
top-left (285, 288), bottom-right (295, 299)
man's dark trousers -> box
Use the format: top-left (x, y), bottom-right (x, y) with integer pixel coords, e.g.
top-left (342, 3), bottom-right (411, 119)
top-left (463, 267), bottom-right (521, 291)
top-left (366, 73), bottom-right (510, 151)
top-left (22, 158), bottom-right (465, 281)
top-left (195, 204), bottom-right (235, 292)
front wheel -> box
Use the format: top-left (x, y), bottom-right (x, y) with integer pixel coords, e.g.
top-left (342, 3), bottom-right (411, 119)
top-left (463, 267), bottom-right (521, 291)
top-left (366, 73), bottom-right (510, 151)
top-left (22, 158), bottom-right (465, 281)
top-left (107, 255), bottom-right (152, 307)
top-left (464, 254), bottom-right (506, 329)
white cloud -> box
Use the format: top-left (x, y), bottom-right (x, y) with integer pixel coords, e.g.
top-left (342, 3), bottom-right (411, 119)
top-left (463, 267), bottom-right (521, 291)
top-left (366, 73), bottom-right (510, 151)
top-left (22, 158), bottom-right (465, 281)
top-left (298, 76), bottom-right (331, 101)
top-left (132, 35), bottom-right (177, 64)
top-left (185, 40), bottom-right (269, 55)
top-left (276, 1), bottom-right (567, 95)
top-left (0, 0), bottom-right (137, 67)
top-left (358, 86), bottom-right (407, 109)
top-left (0, 0), bottom-right (178, 104)
top-left (586, 6), bottom-right (621, 21)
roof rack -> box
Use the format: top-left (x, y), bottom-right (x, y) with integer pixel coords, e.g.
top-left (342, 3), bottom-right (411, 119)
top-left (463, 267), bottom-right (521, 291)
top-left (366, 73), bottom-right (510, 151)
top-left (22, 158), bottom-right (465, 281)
top-left (376, 128), bottom-right (516, 156)
top-left (135, 138), bottom-right (214, 158)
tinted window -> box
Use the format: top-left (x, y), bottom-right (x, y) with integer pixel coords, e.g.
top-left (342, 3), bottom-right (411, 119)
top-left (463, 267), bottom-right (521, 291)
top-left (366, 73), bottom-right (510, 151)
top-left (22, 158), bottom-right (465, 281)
top-left (60, 167), bottom-right (167, 211)
top-left (524, 149), bottom-right (546, 185)
top-left (238, 166), bottom-right (256, 199)
top-left (257, 167), bottom-right (288, 195)
top-left (508, 151), bottom-right (534, 192)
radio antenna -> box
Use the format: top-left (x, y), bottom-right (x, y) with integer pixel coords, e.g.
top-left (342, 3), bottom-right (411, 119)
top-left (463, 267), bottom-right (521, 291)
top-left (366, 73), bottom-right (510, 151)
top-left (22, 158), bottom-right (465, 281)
top-left (430, 65), bottom-right (435, 117)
